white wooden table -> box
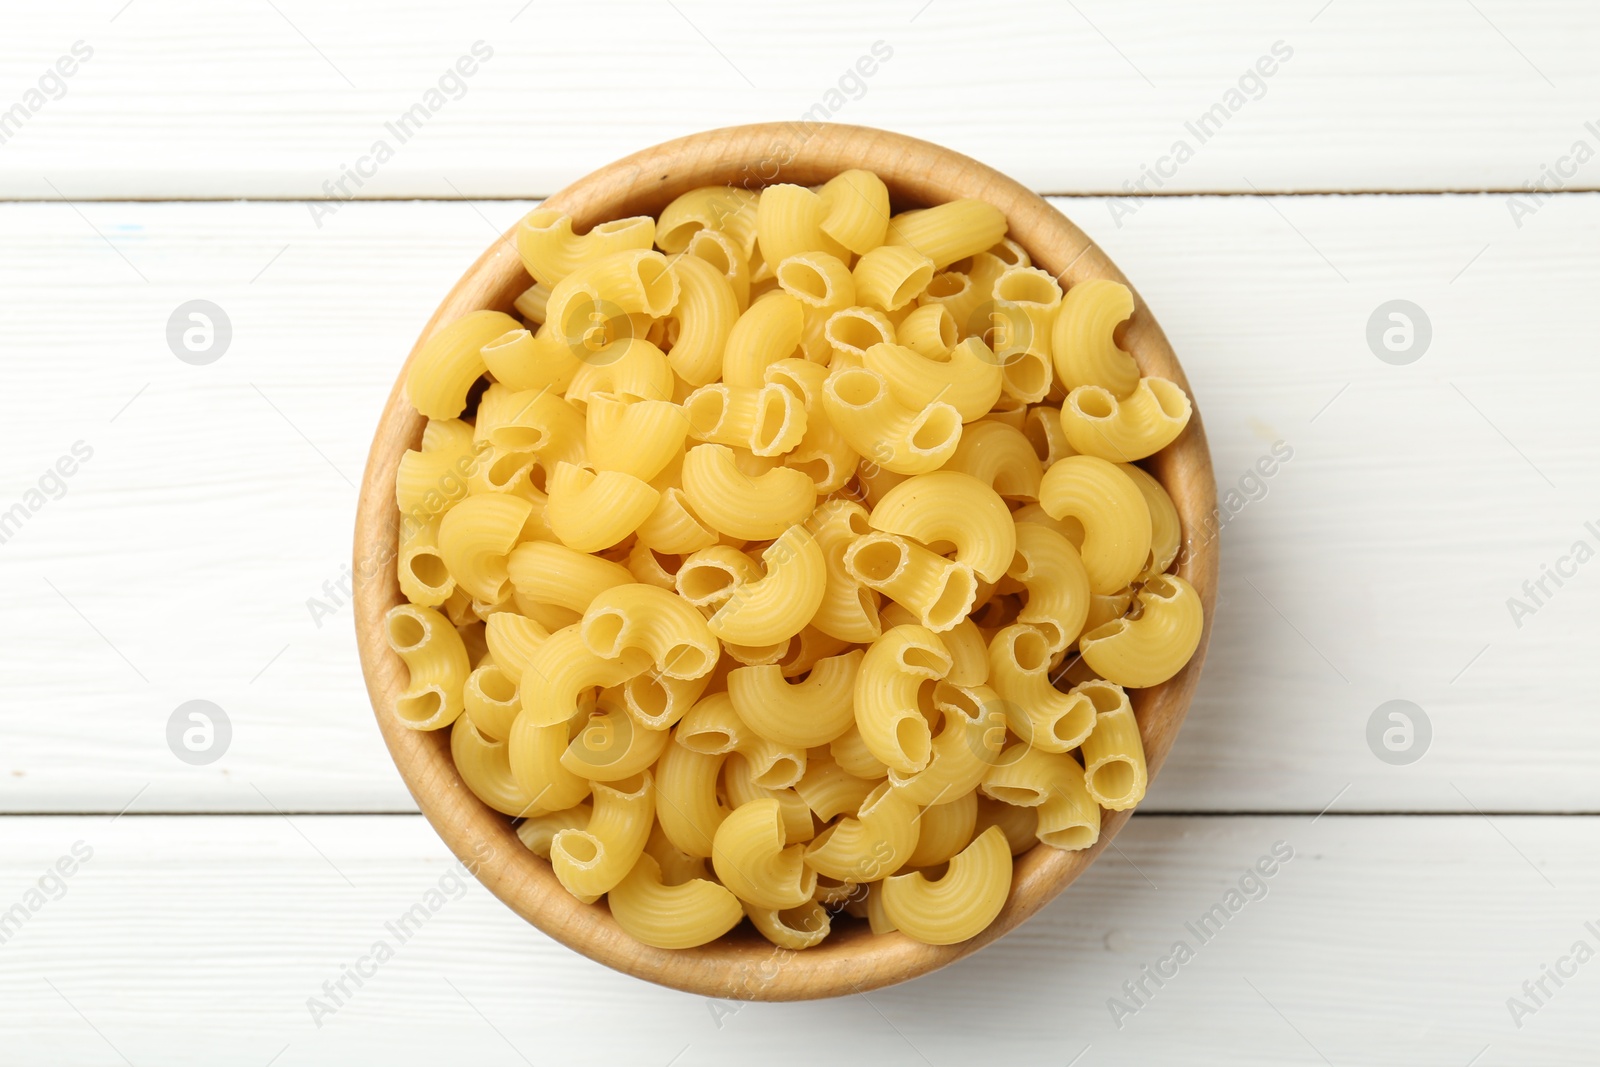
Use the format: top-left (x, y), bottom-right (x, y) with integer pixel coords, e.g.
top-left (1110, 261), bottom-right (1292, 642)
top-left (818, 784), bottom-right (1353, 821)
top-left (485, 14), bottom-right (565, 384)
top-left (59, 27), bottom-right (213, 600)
top-left (2, 2), bottom-right (1596, 1062)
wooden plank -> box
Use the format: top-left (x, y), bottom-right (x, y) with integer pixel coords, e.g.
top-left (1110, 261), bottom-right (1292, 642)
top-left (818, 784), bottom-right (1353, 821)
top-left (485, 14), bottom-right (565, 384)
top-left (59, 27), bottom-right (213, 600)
top-left (0, 814), bottom-right (1590, 1063)
top-left (0, 194), bottom-right (1594, 813)
top-left (3, 1), bottom-right (1600, 198)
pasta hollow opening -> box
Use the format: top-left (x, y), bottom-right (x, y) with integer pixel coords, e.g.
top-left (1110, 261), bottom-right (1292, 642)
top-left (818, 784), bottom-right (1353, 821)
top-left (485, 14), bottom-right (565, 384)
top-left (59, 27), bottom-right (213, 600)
top-left (1090, 759), bottom-right (1138, 803)
top-left (662, 642), bottom-right (715, 678)
top-left (910, 407), bottom-right (960, 452)
top-left (831, 369), bottom-right (881, 407)
top-left (1009, 628), bottom-right (1050, 672)
top-left (479, 669), bottom-right (516, 703)
top-left (397, 689), bottom-right (443, 724)
top-left (387, 612), bottom-right (427, 651)
top-left (778, 260), bottom-right (834, 305)
top-left (1039, 825), bottom-right (1097, 850)
top-left (927, 568), bottom-right (977, 631)
top-left (851, 539), bottom-right (905, 583)
top-left (407, 553), bottom-right (449, 589)
top-left (556, 832), bottom-right (602, 866)
top-left (1073, 387), bottom-right (1116, 420)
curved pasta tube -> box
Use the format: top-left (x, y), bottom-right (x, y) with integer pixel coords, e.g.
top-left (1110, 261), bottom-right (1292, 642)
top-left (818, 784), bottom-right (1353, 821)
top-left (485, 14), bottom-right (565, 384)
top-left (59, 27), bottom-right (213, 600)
top-left (756, 183), bottom-right (848, 268)
top-left (722, 752), bottom-right (811, 831)
top-left (544, 249), bottom-right (679, 354)
top-left (398, 519), bottom-right (453, 606)
top-left (987, 624), bottom-right (1097, 752)
top-left (853, 245), bottom-right (935, 311)
top-left (895, 302), bottom-right (957, 359)
top-left (711, 797), bottom-right (817, 910)
top-left (776, 624), bottom-right (852, 679)
top-left (1078, 574), bottom-right (1204, 688)
top-left (803, 781), bottom-right (920, 881)
top-left (1023, 403), bottom-right (1075, 469)
top-left (565, 337), bottom-right (675, 406)
top-left (1052, 278), bottom-right (1140, 397)
top-left (585, 394), bottom-right (688, 481)
top-left (944, 419), bottom-right (1042, 501)
top-left (451, 714), bottom-right (542, 816)
top-left (656, 185), bottom-right (759, 256)
top-left (626, 540), bottom-right (684, 591)
top-left (854, 625), bottom-right (952, 775)
top-left (844, 532), bottom-right (977, 634)
top-left (868, 471), bottom-right (1016, 583)
top-left (1117, 463), bottom-right (1180, 578)
top-left (974, 794), bottom-right (1039, 855)
top-left (727, 650), bottom-right (863, 748)
top-left (684, 227), bottom-right (752, 311)
top-left (680, 443), bottom-right (817, 540)
top-left (480, 327), bottom-right (582, 395)
top-left (1038, 456), bottom-right (1151, 595)
top-left (476, 384), bottom-right (586, 466)
top-left (803, 499), bottom-right (882, 644)
top-left (436, 494), bottom-right (532, 602)
top-left (823, 306), bottom-right (897, 364)
top-left (395, 418), bottom-right (480, 524)
top-left (939, 619), bottom-right (990, 687)
top-left (746, 900), bottom-right (832, 950)
top-left (406, 310), bottom-right (519, 420)
top-left (706, 525), bottom-right (826, 646)
top-left (618, 664), bottom-right (710, 731)
top-left (683, 382), bottom-right (807, 457)
top-left (545, 462), bottom-right (660, 552)
top-left (1060, 377), bottom-right (1192, 462)
top-left (884, 199), bottom-right (1009, 270)
top-left (722, 293), bottom-right (804, 388)
top-left (560, 705), bottom-right (670, 781)
top-left (515, 208), bottom-right (655, 285)
top-left (794, 752), bottom-right (881, 821)
top-left (1009, 520), bottom-right (1092, 651)
top-left (653, 737), bottom-right (729, 857)
top-left (506, 540), bottom-right (632, 614)
top-left (666, 252), bottom-right (739, 385)
top-left (829, 721), bottom-right (890, 779)
top-left (581, 583), bottom-right (718, 680)
top-left (776, 250), bottom-right (856, 312)
top-left (507, 714), bottom-right (591, 814)
top-left (990, 267), bottom-right (1061, 367)
top-left (609, 853), bottom-right (744, 949)
top-left (864, 338), bottom-right (1002, 424)
top-left (635, 488), bottom-right (717, 556)
top-left (902, 790), bottom-right (979, 869)
top-left (550, 772), bottom-right (655, 901)
top-left (1076, 681), bottom-right (1146, 810)
top-left (384, 604), bottom-right (470, 730)
top-left (889, 681), bottom-right (998, 804)
top-left (822, 366), bottom-right (963, 476)
top-left (516, 802), bottom-right (591, 858)
top-left (817, 169), bottom-right (891, 254)
top-left (513, 281), bottom-right (551, 325)
top-left (483, 611), bottom-right (552, 684)
top-left (674, 544), bottom-right (761, 609)
top-left (517, 624), bottom-right (651, 727)
top-left (762, 358), bottom-right (858, 493)
top-left (463, 660), bottom-right (520, 740)
top-left (882, 825), bottom-right (1011, 945)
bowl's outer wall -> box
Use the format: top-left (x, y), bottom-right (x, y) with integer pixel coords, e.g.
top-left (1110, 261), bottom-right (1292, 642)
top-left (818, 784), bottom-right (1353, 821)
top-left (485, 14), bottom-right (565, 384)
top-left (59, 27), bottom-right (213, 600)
top-left (353, 123), bottom-right (1219, 1001)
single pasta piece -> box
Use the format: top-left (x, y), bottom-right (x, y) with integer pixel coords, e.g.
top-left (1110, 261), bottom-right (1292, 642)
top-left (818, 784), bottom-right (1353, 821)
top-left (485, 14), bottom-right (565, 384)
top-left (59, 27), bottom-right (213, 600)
top-left (853, 624), bottom-right (952, 775)
top-left (889, 681), bottom-right (999, 805)
top-left (506, 539), bottom-right (632, 615)
top-left (437, 494), bottom-right (533, 602)
top-left (395, 417), bottom-right (479, 524)
top-left (943, 419), bottom-right (1042, 501)
top-left (398, 519), bottom-right (453, 607)
top-left (545, 462), bottom-right (660, 552)
top-left (684, 227), bottom-right (752, 310)
top-left (1008, 520), bottom-right (1092, 651)
top-left (451, 714), bottom-right (543, 817)
top-left (982, 745), bottom-right (1100, 851)
top-left (561, 705), bottom-right (670, 781)
top-left (1060, 377), bottom-right (1193, 462)
top-left (479, 327), bottom-right (582, 394)
top-left (746, 900), bottom-right (833, 950)
top-left (896, 302), bottom-right (958, 359)
top-left (635, 487), bottom-right (718, 556)
top-left (543, 249), bottom-right (680, 354)
top-left (680, 443), bottom-right (817, 540)
top-left (755, 184), bottom-right (848, 268)
top-left (584, 394), bottom-right (689, 482)
top-left (817, 169), bottom-right (891, 254)
top-left (705, 525), bottom-right (827, 646)
top-left (482, 611), bottom-right (552, 684)
top-left (803, 780), bottom-right (920, 881)
top-left (821, 365), bottom-right (963, 476)
top-left (712, 797), bottom-right (817, 910)
top-left (507, 711), bottom-right (591, 813)
top-left (853, 245), bottom-right (936, 311)
top-left (727, 650), bottom-right (863, 748)
top-left (1037, 455), bottom-right (1152, 595)
top-left (1076, 681), bottom-right (1147, 810)
top-left (1078, 574), bottom-right (1204, 688)
top-left (550, 772), bottom-right (655, 901)
top-left (463, 660), bottom-right (520, 740)
top-left (1052, 278), bottom-right (1140, 397)
top-left (406, 310), bottom-right (520, 420)
top-left (881, 825), bottom-right (1012, 945)
top-left (515, 208), bottom-right (655, 285)
top-left (667, 252), bottom-right (740, 385)
top-left (653, 736), bottom-right (729, 857)
top-left (824, 306), bottom-right (897, 364)
top-left (566, 337), bottom-right (675, 406)
top-left (867, 470), bottom-right (1016, 583)
top-left (973, 794), bottom-right (1039, 855)
top-left (385, 604), bottom-right (470, 730)
top-left (793, 751), bottom-right (881, 821)
top-left (609, 853), bottom-right (744, 949)
top-left (1118, 462), bottom-right (1181, 578)
top-left (512, 281), bottom-right (551, 325)
top-left (517, 624), bottom-right (652, 727)
top-left (581, 583), bottom-right (718, 680)
top-left (515, 802), bottom-right (591, 858)
top-left (903, 790), bottom-right (979, 870)
top-left (682, 382), bottom-right (807, 457)
top-left (884, 199), bottom-right (1009, 270)
top-left (765, 358), bottom-right (859, 494)
top-left (776, 250), bottom-right (856, 312)
top-left (1023, 403), bottom-right (1075, 468)
top-left (803, 499), bottom-right (882, 644)
top-left (863, 338), bottom-right (1003, 424)
top-left (674, 544), bottom-right (761, 609)
top-left (844, 532), bottom-right (978, 634)
top-left (722, 293), bottom-right (804, 387)
top-left (656, 185), bottom-right (760, 256)
top-left (987, 624), bottom-right (1097, 752)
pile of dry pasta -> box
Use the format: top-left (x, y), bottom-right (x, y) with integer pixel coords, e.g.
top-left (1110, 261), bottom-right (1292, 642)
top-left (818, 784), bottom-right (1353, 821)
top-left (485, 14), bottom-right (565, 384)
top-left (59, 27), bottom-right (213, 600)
top-left (384, 170), bottom-right (1203, 950)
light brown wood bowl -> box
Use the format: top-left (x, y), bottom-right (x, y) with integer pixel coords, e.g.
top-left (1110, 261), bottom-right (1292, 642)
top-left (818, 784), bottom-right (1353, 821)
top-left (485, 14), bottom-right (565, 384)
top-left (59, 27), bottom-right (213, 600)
top-left (353, 123), bottom-right (1218, 1001)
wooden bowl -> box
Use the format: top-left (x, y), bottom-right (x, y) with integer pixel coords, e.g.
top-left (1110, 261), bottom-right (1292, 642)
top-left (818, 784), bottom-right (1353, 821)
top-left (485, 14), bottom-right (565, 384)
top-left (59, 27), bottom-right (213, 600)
top-left (353, 123), bottom-right (1218, 1001)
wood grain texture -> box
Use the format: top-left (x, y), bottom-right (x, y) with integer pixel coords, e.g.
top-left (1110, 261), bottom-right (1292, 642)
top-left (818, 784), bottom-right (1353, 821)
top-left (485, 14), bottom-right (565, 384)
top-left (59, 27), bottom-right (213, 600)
top-left (3, 192), bottom-right (1596, 815)
top-left (350, 123), bottom-right (1218, 999)
top-left (4, 1), bottom-right (1600, 198)
top-left (0, 814), bottom-right (1590, 1064)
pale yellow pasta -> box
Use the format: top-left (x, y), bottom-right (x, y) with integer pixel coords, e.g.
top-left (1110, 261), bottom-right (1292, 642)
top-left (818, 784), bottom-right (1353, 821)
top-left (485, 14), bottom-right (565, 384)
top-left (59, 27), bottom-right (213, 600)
top-left (1009, 520), bottom-right (1092, 651)
top-left (508, 714), bottom-right (591, 813)
top-left (482, 611), bottom-right (551, 684)
top-left (562, 705), bottom-right (670, 781)
top-left (1074, 681), bottom-right (1146, 810)
top-left (543, 249), bottom-right (679, 354)
top-left (944, 419), bottom-right (1042, 502)
top-left (1078, 574), bottom-right (1203, 688)
top-left (823, 306), bottom-right (897, 364)
top-left (854, 624), bottom-right (951, 775)
top-left (889, 681), bottom-right (998, 805)
top-left (581, 583), bottom-right (719, 680)
top-left (684, 227), bottom-right (752, 310)
top-left (902, 789), bottom-right (979, 869)
top-left (803, 781), bottom-right (920, 881)
top-left (777, 625), bottom-right (852, 678)
top-left (985, 391), bottom-right (1030, 429)
top-left (917, 269), bottom-right (985, 335)
top-left (856, 459), bottom-right (910, 508)
top-left (565, 337), bottom-right (675, 406)
top-left (436, 493), bottom-right (531, 602)
top-left (817, 169), bottom-right (891, 254)
top-left (516, 802), bottom-right (591, 858)
top-left (1037, 455), bottom-right (1151, 595)
top-left (885, 199), bottom-right (1009, 270)
top-left (722, 293), bottom-right (804, 388)
top-left (987, 624), bottom-right (1097, 751)
top-left (398, 519), bottom-right (454, 606)
top-left (505, 540), bottom-right (631, 617)
top-left (830, 721), bottom-right (891, 779)
top-left (516, 209), bottom-right (655, 285)
top-left (463, 659), bottom-right (520, 740)
top-left (746, 900), bottom-right (833, 950)
top-left (480, 327), bottom-right (581, 394)
top-left (822, 366), bottom-right (963, 476)
top-left (585, 394), bottom-right (689, 481)
top-left (705, 525), bottom-right (826, 646)
top-left (776, 250), bottom-right (856, 312)
top-left (844, 532), bottom-right (977, 634)
top-left (794, 751), bottom-right (881, 821)
top-left (1117, 462), bottom-right (1180, 577)
top-left (867, 470), bottom-right (1016, 583)
top-left (1023, 403), bottom-right (1075, 468)
top-left (551, 772), bottom-right (655, 901)
top-left (939, 619), bottom-right (991, 687)
top-left (755, 184), bottom-right (848, 268)
top-left (385, 604), bottom-right (470, 730)
top-left (896, 302), bottom-right (958, 359)
top-left (680, 443), bottom-right (817, 540)
top-left (863, 338), bottom-right (1002, 424)
top-left (804, 499), bottom-right (882, 644)
top-left (634, 488), bottom-right (717, 556)
top-left (727, 650), bottom-right (862, 748)
top-left (1060, 377), bottom-right (1193, 461)
top-left (1052, 278), bottom-right (1140, 397)
top-left (452, 713), bottom-right (542, 816)
top-left (973, 794), bottom-right (1038, 855)
top-left (666, 252), bottom-right (740, 385)
top-left (517, 624), bottom-right (651, 727)
top-left (712, 797), bottom-right (817, 909)
top-left (619, 667), bottom-right (711, 731)
top-left (1037, 752), bottom-right (1101, 851)
top-left (475, 383), bottom-right (586, 466)
top-left (609, 852), bottom-right (744, 949)
top-left (395, 418), bottom-right (480, 524)
top-left (882, 825), bottom-right (1011, 944)
top-left (674, 544), bottom-right (761, 609)
top-left (653, 736), bottom-right (728, 857)
top-left (723, 753), bottom-right (812, 834)
top-left (545, 462), bottom-right (660, 552)
top-left (656, 185), bottom-right (760, 256)
top-left (624, 542), bottom-right (681, 591)
top-left (763, 358), bottom-right (859, 493)
top-left (683, 382), bottom-right (807, 457)
top-left (406, 310), bottom-right (520, 420)
top-left (853, 245), bottom-right (936, 311)
top-left (512, 281), bottom-right (552, 326)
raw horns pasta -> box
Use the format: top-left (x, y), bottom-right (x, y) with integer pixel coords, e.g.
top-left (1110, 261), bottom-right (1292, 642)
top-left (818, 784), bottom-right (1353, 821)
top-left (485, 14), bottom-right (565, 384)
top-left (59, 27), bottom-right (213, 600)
top-left (385, 170), bottom-right (1201, 951)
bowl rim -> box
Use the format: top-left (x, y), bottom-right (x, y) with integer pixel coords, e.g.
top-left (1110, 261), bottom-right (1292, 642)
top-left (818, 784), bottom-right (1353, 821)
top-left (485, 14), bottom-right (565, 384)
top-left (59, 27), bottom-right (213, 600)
top-left (352, 121), bottom-right (1219, 1001)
